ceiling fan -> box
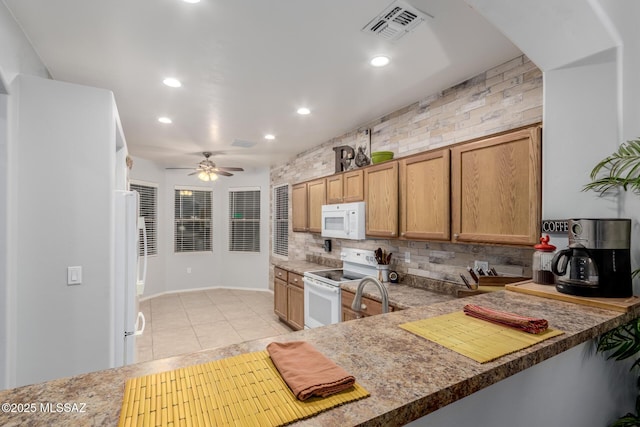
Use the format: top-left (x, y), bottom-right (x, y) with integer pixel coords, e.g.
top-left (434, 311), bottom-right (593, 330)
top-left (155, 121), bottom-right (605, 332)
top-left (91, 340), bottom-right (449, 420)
top-left (177, 152), bottom-right (244, 182)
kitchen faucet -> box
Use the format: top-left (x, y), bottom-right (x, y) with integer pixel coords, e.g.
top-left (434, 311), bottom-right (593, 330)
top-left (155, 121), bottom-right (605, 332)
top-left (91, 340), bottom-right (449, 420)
top-left (351, 276), bottom-right (389, 314)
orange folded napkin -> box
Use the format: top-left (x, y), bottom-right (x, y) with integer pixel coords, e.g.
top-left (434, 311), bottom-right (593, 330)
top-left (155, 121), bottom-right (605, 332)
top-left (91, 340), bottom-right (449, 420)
top-left (266, 341), bottom-right (356, 401)
top-left (463, 304), bottom-right (549, 334)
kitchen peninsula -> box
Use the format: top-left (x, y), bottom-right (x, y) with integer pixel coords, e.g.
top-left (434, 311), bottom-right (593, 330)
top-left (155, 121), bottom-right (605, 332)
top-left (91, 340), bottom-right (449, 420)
top-left (0, 289), bottom-right (637, 426)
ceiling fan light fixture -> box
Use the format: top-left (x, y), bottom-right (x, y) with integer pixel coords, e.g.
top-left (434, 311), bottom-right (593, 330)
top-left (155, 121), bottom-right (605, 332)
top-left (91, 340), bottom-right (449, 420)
top-left (297, 107), bottom-right (311, 115)
top-left (264, 134), bottom-right (276, 140)
top-left (198, 171), bottom-right (218, 182)
top-left (158, 117), bottom-right (172, 124)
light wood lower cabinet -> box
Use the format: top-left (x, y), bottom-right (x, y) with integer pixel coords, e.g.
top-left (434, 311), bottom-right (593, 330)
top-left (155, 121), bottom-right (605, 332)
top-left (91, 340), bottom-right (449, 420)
top-left (286, 283), bottom-right (304, 330)
top-left (340, 289), bottom-right (396, 321)
top-left (451, 126), bottom-right (542, 245)
top-left (273, 267), bottom-right (304, 330)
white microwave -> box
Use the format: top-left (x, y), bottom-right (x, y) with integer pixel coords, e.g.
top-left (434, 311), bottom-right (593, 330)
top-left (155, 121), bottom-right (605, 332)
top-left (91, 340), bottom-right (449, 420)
top-left (321, 202), bottom-right (366, 240)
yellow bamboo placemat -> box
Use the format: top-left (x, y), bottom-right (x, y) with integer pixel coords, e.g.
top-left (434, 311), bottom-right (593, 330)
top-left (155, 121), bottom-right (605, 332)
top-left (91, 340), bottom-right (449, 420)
top-left (399, 311), bottom-right (564, 363)
top-left (118, 350), bottom-right (369, 427)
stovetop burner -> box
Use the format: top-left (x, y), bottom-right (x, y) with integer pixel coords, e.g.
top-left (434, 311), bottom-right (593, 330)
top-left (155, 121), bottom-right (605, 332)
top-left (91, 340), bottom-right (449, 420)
top-left (306, 269), bottom-right (348, 282)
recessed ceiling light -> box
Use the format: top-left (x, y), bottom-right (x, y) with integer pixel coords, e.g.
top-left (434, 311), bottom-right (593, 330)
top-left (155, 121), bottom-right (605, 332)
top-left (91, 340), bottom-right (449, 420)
top-left (297, 107), bottom-right (311, 115)
top-left (370, 56), bottom-right (390, 67)
top-left (264, 134), bottom-right (276, 140)
top-left (182, 0), bottom-right (201, 3)
top-left (163, 77), bottom-right (182, 88)
top-left (158, 117), bottom-right (172, 124)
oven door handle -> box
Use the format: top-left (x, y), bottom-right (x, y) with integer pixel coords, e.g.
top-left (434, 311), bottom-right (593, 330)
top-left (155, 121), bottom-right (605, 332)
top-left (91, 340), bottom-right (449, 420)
top-left (303, 277), bottom-right (341, 294)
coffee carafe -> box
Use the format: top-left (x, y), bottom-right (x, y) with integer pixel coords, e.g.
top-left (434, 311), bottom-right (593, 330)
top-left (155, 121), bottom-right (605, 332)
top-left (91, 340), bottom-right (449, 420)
top-left (550, 243), bottom-right (599, 288)
top-left (550, 218), bottom-right (632, 298)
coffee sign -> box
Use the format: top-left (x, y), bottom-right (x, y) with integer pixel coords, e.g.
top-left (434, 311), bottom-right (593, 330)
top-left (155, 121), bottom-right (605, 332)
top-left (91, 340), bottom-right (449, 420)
top-left (541, 219), bottom-right (568, 234)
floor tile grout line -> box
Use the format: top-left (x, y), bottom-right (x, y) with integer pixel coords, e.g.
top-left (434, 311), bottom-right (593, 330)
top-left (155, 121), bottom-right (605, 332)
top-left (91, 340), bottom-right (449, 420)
top-left (141, 289), bottom-right (291, 362)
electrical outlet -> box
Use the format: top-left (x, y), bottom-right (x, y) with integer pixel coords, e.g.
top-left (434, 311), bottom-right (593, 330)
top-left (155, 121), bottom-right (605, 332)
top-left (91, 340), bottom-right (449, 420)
top-left (405, 252), bottom-right (411, 263)
top-left (187, 267), bottom-right (192, 274)
top-left (474, 260), bottom-right (489, 272)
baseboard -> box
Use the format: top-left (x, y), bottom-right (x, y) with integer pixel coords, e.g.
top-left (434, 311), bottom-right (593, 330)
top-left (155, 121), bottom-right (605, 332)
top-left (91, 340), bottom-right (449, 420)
top-left (139, 286), bottom-right (273, 302)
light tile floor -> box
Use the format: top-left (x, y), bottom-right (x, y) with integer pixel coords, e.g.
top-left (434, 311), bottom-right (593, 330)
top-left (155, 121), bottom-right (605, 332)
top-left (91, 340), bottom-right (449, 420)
top-left (136, 288), bottom-right (294, 362)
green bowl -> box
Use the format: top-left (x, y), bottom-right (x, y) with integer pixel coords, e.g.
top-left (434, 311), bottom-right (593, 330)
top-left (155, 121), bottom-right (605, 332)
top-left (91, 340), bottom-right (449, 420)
top-left (371, 151), bottom-right (394, 164)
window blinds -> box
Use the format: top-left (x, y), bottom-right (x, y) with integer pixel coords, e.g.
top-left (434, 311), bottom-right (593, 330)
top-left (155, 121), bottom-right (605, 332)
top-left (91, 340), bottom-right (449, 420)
top-left (130, 182), bottom-right (158, 256)
top-left (229, 188), bottom-right (260, 252)
top-left (273, 184), bottom-right (288, 257)
top-left (174, 188), bottom-right (212, 253)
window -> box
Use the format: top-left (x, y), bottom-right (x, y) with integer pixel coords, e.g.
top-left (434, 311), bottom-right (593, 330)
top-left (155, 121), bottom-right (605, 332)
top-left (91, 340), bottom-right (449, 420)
top-left (130, 182), bottom-right (158, 256)
top-left (273, 184), bottom-right (288, 257)
top-left (229, 188), bottom-right (260, 252)
top-left (174, 187), bottom-right (212, 253)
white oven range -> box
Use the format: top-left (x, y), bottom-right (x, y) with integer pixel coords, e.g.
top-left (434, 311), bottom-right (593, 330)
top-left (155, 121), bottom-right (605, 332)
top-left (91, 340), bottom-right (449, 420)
top-left (303, 248), bottom-right (378, 329)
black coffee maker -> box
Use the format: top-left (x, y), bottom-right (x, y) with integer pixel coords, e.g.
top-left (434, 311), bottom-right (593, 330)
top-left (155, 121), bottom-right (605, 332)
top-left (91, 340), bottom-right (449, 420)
top-left (550, 218), bottom-right (632, 298)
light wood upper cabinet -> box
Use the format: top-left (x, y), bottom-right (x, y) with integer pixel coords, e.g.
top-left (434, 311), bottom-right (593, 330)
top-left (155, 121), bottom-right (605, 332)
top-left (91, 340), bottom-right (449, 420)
top-left (343, 170), bottom-right (364, 202)
top-left (291, 183), bottom-right (308, 232)
top-left (307, 178), bottom-right (326, 233)
top-left (399, 149), bottom-right (450, 240)
top-left (451, 126), bottom-right (541, 245)
top-left (326, 170), bottom-right (364, 204)
top-left (326, 175), bottom-right (343, 204)
top-left (364, 161), bottom-right (398, 238)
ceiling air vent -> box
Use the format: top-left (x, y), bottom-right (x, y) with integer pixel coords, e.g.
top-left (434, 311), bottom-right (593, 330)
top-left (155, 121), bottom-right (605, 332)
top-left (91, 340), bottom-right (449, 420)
top-left (362, 0), bottom-right (432, 42)
top-left (231, 139), bottom-right (257, 148)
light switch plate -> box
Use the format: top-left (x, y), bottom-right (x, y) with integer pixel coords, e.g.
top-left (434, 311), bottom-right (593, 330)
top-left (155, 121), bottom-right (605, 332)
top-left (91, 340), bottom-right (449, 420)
top-left (67, 266), bottom-right (82, 285)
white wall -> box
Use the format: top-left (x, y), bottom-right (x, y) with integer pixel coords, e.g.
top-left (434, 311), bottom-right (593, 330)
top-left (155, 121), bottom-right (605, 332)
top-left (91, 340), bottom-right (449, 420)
top-left (130, 162), bottom-right (272, 297)
top-left (163, 167), bottom-right (271, 294)
top-left (601, 0), bottom-right (640, 290)
top-left (543, 49), bottom-right (620, 229)
top-left (0, 4), bottom-right (48, 82)
top-left (129, 157), bottom-right (167, 297)
top-left (408, 341), bottom-right (635, 427)
top-left (0, 1), bottom-right (49, 390)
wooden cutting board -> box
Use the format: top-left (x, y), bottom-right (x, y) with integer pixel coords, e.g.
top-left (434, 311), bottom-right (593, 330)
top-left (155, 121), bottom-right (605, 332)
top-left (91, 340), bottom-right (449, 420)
top-left (505, 280), bottom-right (640, 313)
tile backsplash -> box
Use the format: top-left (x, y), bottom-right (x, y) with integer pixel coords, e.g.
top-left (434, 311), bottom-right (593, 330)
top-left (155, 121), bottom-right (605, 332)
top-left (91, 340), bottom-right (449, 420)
top-left (270, 54), bottom-right (542, 285)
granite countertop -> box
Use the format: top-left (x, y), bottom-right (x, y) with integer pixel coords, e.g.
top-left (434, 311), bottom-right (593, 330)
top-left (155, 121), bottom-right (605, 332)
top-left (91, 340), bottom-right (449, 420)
top-left (1, 290), bottom-right (637, 426)
top-left (340, 281), bottom-right (456, 309)
top-left (274, 259), bottom-right (460, 309)
top-left (273, 260), bottom-right (333, 276)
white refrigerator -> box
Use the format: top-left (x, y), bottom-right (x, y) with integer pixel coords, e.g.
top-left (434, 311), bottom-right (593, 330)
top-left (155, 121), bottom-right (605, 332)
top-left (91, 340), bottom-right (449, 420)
top-left (114, 190), bottom-right (147, 367)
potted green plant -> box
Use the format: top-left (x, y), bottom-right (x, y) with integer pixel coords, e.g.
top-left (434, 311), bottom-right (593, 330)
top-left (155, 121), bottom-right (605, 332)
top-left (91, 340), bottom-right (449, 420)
top-left (584, 138), bottom-right (640, 427)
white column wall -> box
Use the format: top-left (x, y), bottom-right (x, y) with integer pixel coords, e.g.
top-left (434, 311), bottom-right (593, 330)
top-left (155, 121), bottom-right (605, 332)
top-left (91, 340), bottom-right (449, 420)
top-left (10, 75), bottom-right (116, 387)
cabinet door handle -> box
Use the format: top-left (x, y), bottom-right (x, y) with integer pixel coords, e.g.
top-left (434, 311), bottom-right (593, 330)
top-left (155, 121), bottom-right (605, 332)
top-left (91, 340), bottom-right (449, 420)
top-left (293, 278), bottom-right (298, 282)
top-left (360, 303), bottom-right (367, 311)
top-left (401, 232), bottom-right (405, 236)
top-left (453, 233), bottom-right (459, 239)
